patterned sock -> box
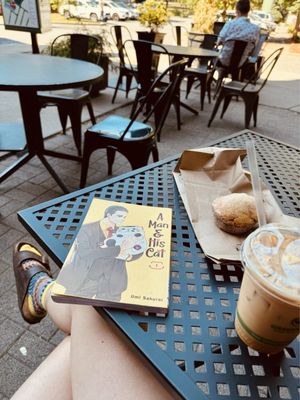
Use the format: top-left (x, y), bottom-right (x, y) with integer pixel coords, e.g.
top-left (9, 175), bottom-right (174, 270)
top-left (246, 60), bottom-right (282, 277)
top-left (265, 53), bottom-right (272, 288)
top-left (26, 270), bottom-right (54, 318)
top-left (20, 244), bottom-right (54, 319)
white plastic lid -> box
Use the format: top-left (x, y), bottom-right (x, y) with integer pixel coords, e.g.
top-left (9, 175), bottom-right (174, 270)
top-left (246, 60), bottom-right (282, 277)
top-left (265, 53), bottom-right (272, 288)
top-left (241, 224), bottom-right (300, 305)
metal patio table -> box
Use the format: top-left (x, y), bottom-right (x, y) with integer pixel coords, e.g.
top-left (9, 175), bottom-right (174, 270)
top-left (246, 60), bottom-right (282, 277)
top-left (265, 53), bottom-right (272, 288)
top-left (17, 130), bottom-right (300, 400)
top-left (153, 43), bottom-right (218, 62)
top-left (153, 43), bottom-right (219, 116)
top-left (0, 54), bottom-right (103, 193)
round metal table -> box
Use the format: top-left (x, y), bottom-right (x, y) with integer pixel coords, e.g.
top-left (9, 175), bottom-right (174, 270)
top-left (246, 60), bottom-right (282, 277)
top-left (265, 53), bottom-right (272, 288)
top-left (0, 54), bottom-right (103, 193)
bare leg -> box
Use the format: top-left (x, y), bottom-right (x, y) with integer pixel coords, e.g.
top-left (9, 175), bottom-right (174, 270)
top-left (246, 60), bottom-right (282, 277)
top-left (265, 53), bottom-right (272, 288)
top-left (14, 245), bottom-right (174, 399)
top-left (13, 304), bottom-right (175, 399)
top-left (70, 305), bottom-right (174, 400)
top-left (11, 336), bottom-right (72, 400)
top-left (45, 289), bottom-right (72, 334)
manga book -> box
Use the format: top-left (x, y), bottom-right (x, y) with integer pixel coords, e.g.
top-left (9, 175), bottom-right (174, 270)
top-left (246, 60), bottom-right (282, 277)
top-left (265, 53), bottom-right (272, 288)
top-left (52, 198), bottom-right (172, 314)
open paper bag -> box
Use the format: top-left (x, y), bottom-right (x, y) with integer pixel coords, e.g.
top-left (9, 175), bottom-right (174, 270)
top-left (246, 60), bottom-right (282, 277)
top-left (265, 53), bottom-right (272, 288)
top-left (173, 147), bottom-right (299, 264)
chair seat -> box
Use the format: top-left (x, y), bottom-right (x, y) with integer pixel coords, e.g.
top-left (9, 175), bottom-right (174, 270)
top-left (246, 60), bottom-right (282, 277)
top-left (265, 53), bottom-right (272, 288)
top-left (123, 63), bottom-right (137, 71)
top-left (88, 115), bottom-right (153, 141)
top-left (37, 88), bottom-right (89, 101)
top-left (224, 80), bottom-right (260, 93)
top-left (185, 65), bottom-right (210, 75)
top-left (0, 122), bottom-right (26, 151)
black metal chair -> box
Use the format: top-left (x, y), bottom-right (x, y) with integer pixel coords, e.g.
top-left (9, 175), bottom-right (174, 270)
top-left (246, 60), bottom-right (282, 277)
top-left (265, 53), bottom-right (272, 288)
top-left (37, 34), bottom-right (102, 156)
top-left (80, 59), bottom-right (188, 188)
top-left (207, 47), bottom-right (283, 128)
top-left (126, 39), bottom-right (182, 134)
top-left (211, 39), bottom-right (250, 99)
top-left (184, 33), bottom-right (218, 110)
top-left (110, 25), bottom-right (137, 103)
top-left (240, 32), bottom-right (269, 81)
top-left (213, 21), bottom-right (226, 35)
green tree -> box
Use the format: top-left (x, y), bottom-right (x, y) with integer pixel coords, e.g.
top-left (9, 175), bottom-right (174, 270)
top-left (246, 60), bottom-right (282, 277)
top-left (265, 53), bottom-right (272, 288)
top-left (192, 0), bottom-right (218, 32)
top-left (272, 0), bottom-right (300, 21)
top-left (179, 0), bottom-right (264, 22)
top-left (287, 0), bottom-right (300, 39)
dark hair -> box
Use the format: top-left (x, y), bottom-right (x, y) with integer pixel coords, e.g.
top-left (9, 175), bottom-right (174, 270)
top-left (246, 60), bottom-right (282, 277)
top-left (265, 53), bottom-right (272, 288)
top-left (104, 205), bottom-right (128, 217)
top-left (236, 0), bottom-right (250, 14)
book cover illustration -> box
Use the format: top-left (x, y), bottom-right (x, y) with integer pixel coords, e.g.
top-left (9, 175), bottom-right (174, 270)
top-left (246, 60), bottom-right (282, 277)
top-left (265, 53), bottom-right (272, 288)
top-left (52, 198), bottom-right (172, 313)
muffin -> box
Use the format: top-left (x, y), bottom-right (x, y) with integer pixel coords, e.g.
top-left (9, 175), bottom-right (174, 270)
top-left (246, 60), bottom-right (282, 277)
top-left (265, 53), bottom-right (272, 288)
top-left (212, 193), bottom-right (258, 235)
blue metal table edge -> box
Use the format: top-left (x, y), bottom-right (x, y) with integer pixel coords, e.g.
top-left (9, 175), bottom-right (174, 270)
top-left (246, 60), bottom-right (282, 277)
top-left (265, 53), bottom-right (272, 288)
top-left (16, 129), bottom-right (299, 400)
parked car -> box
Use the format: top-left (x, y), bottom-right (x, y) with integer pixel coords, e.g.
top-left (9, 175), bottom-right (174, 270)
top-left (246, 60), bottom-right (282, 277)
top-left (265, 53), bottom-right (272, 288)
top-left (58, 0), bottom-right (110, 21)
top-left (249, 12), bottom-right (271, 32)
top-left (251, 10), bottom-right (277, 31)
top-left (103, 1), bottom-right (130, 20)
top-left (113, 0), bottom-right (139, 19)
top-left (216, 10), bottom-right (275, 33)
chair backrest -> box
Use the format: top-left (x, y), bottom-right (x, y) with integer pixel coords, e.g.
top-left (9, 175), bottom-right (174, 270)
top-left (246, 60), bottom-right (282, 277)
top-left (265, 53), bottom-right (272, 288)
top-left (125, 39), bottom-right (170, 96)
top-left (188, 32), bottom-right (204, 47)
top-left (110, 25), bottom-right (132, 67)
top-left (242, 47), bottom-right (283, 93)
top-left (250, 32), bottom-right (269, 61)
top-left (188, 32), bottom-right (218, 49)
top-left (201, 34), bottom-right (218, 50)
top-left (213, 21), bottom-right (225, 35)
top-left (120, 58), bottom-right (188, 141)
top-left (50, 34), bottom-right (102, 64)
top-left (220, 39), bottom-right (249, 79)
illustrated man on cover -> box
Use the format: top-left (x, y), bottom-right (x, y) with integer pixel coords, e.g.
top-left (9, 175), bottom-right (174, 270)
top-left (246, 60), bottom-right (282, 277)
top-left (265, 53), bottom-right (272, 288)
top-left (65, 205), bottom-right (145, 302)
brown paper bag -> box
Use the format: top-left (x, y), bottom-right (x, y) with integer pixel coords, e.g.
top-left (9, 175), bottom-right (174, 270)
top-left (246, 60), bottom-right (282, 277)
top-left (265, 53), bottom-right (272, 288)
top-left (173, 147), bottom-right (299, 264)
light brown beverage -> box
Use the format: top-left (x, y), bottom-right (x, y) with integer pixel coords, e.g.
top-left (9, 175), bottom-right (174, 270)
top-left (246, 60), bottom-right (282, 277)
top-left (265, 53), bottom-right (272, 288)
top-left (235, 224), bottom-right (300, 354)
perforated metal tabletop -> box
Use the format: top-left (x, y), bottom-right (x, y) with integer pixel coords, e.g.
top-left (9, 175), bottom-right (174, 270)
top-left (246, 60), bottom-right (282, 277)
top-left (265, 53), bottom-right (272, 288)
top-left (18, 130), bottom-right (300, 400)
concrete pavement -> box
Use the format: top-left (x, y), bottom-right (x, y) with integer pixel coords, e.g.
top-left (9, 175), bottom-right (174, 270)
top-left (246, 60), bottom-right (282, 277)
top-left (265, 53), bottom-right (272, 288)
top-left (0, 31), bottom-right (299, 398)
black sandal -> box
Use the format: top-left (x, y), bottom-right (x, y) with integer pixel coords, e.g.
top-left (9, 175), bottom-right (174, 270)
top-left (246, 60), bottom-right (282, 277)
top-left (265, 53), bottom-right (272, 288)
top-left (13, 242), bottom-right (52, 324)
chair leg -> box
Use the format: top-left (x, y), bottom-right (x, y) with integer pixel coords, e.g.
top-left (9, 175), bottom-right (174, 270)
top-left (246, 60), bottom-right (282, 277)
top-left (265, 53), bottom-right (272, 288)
top-left (243, 95), bottom-right (258, 128)
top-left (107, 146), bottom-right (116, 175)
top-left (213, 78), bottom-right (223, 100)
top-left (86, 100), bottom-right (96, 125)
top-left (80, 132), bottom-right (94, 188)
top-left (174, 98), bottom-right (181, 131)
top-left (68, 104), bottom-right (83, 156)
top-left (200, 76), bottom-right (206, 111)
top-left (130, 91), bottom-right (140, 118)
top-left (125, 75), bottom-right (133, 98)
top-left (220, 95), bottom-right (232, 119)
top-left (253, 95), bottom-right (259, 127)
top-left (207, 89), bottom-right (225, 127)
top-left (213, 68), bottom-right (225, 100)
top-left (207, 79), bottom-right (212, 104)
top-left (185, 76), bottom-right (195, 99)
top-left (128, 151), bottom-right (150, 170)
top-left (152, 145), bottom-right (159, 162)
top-left (111, 74), bottom-right (122, 104)
top-left (57, 107), bottom-right (68, 135)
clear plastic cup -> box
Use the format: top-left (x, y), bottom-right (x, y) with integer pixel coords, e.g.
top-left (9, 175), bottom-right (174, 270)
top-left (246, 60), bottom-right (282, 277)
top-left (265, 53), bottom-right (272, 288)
top-left (235, 224), bottom-right (300, 354)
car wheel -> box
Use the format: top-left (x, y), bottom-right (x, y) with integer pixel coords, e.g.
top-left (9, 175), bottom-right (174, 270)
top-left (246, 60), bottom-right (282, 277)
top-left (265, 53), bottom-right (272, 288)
top-left (90, 13), bottom-right (98, 22)
top-left (64, 10), bottom-right (70, 19)
top-left (112, 13), bottom-right (119, 21)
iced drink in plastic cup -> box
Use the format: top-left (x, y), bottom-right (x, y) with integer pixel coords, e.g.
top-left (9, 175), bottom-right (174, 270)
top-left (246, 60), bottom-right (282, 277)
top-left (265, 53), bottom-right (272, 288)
top-left (235, 224), bottom-right (300, 354)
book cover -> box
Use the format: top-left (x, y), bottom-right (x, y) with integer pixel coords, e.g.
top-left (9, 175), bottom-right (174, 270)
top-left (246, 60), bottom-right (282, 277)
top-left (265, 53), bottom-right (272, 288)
top-left (52, 198), bottom-right (172, 314)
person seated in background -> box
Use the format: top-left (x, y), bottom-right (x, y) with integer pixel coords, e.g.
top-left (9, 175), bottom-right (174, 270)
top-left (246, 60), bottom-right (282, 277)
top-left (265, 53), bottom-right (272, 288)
top-left (216, 0), bottom-right (260, 68)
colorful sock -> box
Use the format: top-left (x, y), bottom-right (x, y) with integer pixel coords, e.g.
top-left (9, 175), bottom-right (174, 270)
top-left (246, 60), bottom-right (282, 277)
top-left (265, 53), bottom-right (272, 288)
top-left (26, 271), bottom-right (54, 317)
top-left (20, 244), bottom-right (54, 319)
